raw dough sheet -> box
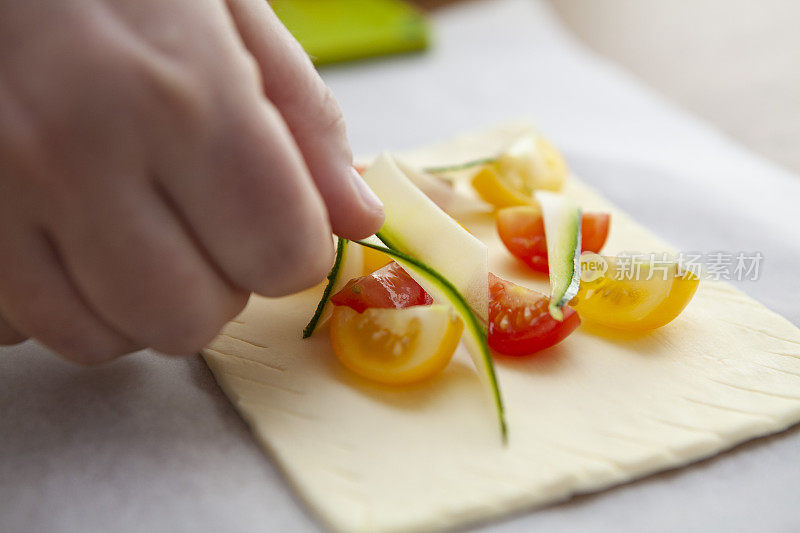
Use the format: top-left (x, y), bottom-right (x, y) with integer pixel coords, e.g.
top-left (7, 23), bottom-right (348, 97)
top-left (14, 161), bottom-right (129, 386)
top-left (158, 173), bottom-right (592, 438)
top-left (203, 125), bottom-right (800, 533)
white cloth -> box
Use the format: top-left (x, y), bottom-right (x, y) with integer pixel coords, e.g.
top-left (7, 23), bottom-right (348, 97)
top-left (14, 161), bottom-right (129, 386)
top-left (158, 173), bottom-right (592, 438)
top-left (2, 1), bottom-right (799, 532)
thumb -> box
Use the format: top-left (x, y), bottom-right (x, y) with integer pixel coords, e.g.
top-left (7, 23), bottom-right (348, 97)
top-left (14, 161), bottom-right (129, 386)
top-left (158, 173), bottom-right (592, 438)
top-left (224, 0), bottom-right (384, 239)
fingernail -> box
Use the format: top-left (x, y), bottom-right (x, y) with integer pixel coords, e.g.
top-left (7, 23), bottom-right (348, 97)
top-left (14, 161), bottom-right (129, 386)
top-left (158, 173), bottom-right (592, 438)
top-left (350, 167), bottom-right (384, 213)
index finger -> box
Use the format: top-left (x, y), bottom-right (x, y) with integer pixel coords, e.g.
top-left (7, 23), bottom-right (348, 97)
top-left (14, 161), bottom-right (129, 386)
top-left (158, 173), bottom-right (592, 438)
top-left (224, 0), bottom-right (385, 239)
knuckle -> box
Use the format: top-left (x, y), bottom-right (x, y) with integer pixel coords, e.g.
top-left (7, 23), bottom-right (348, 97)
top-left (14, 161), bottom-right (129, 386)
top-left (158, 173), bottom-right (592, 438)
top-left (274, 69), bottom-right (346, 136)
top-left (316, 85), bottom-right (346, 135)
top-left (136, 56), bottom-right (214, 137)
top-left (0, 89), bottom-right (64, 200)
top-left (231, 52), bottom-right (264, 94)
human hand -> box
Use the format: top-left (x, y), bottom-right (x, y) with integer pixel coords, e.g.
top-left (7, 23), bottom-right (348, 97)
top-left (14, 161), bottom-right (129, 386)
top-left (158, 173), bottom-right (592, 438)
top-left (0, 0), bottom-right (384, 362)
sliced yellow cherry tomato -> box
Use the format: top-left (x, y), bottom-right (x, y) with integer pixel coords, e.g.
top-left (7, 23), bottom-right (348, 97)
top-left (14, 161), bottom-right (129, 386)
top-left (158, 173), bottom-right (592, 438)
top-left (361, 245), bottom-right (392, 274)
top-left (330, 304), bottom-right (464, 385)
top-left (571, 256), bottom-right (699, 331)
top-left (471, 135), bottom-right (568, 208)
top-left (531, 136), bottom-right (568, 191)
top-left (471, 165), bottom-right (534, 208)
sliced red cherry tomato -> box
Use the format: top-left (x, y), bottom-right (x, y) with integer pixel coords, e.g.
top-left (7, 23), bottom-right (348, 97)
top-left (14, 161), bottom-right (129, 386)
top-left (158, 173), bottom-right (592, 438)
top-left (330, 261), bottom-right (433, 313)
top-left (497, 206), bottom-right (610, 273)
top-left (332, 263), bottom-right (580, 357)
top-left (579, 211), bottom-right (611, 254)
top-left (488, 273), bottom-right (580, 356)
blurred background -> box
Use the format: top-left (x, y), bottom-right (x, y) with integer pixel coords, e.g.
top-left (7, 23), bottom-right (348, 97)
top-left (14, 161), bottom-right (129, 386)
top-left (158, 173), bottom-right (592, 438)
top-left (548, 0), bottom-right (800, 175)
top-left (276, 0), bottom-right (799, 174)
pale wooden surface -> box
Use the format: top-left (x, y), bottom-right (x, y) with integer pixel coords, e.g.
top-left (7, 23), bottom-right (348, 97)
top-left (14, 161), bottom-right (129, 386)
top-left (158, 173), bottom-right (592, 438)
top-left (549, 0), bottom-right (800, 175)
